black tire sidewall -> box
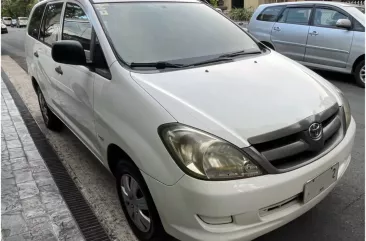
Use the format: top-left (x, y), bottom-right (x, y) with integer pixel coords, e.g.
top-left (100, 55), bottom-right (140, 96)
top-left (354, 60), bottom-right (365, 88)
top-left (115, 161), bottom-right (165, 241)
top-left (36, 88), bottom-right (63, 131)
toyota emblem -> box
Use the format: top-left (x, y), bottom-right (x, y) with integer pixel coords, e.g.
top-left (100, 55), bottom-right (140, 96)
top-left (309, 123), bottom-right (323, 140)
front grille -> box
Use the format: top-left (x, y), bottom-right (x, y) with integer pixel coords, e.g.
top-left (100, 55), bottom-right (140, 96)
top-left (249, 104), bottom-right (344, 171)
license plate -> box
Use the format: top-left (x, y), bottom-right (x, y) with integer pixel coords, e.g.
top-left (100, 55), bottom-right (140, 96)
top-left (303, 163), bottom-right (339, 203)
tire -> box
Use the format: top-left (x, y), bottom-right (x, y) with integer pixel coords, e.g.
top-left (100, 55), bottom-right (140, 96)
top-left (36, 88), bottom-right (63, 131)
top-left (354, 60), bottom-right (365, 88)
top-left (115, 160), bottom-right (169, 241)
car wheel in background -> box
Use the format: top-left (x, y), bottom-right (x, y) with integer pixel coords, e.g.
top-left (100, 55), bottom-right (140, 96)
top-left (115, 160), bottom-right (169, 241)
top-left (37, 88), bottom-right (63, 131)
top-left (354, 60), bottom-right (365, 88)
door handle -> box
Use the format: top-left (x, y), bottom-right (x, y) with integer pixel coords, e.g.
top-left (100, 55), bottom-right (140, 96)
top-left (273, 26), bottom-right (281, 31)
top-left (34, 51), bottom-right (39, 58)
top-left (55, 66), bottom-right (63, 75)
top-left (309, 31), bottom-right (319, 36)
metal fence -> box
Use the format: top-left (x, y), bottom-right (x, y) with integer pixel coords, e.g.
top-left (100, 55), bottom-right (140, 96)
top-left (341, 0), bottom-right (365, 5)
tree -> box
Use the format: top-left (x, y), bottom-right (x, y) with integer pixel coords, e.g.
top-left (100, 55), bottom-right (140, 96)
top-left (1, 0), bottom-right (38, 18)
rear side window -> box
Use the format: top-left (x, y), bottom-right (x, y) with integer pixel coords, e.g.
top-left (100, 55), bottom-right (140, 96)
top-left (278, 7), bottom-right (312, 25)
top-left (40, 2), bottom-right (64, 46)
top-left (257, 6), bottom-right (283, 22)
top-left (62, 3), bottom-right (92, 50)
top-left (28, 3), bottom-right (46, 39)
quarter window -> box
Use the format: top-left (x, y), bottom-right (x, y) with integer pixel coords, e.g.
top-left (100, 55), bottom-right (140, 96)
top-left (62, 3), bottom-right (92, 50)
top-left (28, 3), bottom-right (46, 39)
top-left (278, 7), bottom-right (312, 25)
top-left (313, 8), bottom-right (348, 27)
top-left (257, 6), bottom-right (284, 22)
top-left (40, 3), bottom-right (64, 46)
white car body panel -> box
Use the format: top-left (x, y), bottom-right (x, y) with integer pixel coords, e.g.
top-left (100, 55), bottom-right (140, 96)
top-left (132, 51), bottom-right (337, 147)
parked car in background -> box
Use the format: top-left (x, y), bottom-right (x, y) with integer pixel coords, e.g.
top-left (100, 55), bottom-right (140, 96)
top-left (26, 0), bottom-right (356, 241)
top-left (248, 2), bottom-right (365, 87)
top-left (17, 17), bottom-right (28, 28)
top-left (2, 17), bottom-right (12, 26)
top-left (11, 19), bottom-right (17, 27)
top-left (1, 21), bottom-right (8, 34)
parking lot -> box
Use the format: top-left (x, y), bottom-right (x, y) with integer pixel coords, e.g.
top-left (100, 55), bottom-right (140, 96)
top-left (2, 27), bottom-right (365, 241)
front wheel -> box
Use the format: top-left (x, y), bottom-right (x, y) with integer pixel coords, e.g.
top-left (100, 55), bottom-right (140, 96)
top-left (354, 60), bottom-right (365, 88)
top-left (37, 88), bottom-right (63, 131)
top-left (115, 160), bottom-right (169, 241)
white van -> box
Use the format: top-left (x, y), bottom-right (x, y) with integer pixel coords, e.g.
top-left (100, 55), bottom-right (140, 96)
top-left (2, 17), bottom-right (12, 26)
top-left (25, 1), bottom-right (356, 241)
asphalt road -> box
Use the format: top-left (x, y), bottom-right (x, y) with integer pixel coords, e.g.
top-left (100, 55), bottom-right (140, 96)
top-left (2, 27), bottom-right (365, 241)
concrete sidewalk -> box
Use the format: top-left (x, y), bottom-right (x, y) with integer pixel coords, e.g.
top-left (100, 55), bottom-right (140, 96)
top-left (1, 77), bottom-right (84, 241)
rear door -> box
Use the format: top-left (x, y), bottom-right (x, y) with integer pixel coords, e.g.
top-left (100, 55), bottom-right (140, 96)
top-left (304, 6), bottom-right (353, 68)
top-left (270, 6), bottom-right (313, 61)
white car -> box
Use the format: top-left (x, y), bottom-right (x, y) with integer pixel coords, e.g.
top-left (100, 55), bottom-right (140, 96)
top-left (25, 0), bottom-right (355, 241)
top-left (2, 17), bottom-right (11, 26)
top-left (1, 21), bottom-right (8, 34)
top-left (17, 17), bottom-right (28, 28)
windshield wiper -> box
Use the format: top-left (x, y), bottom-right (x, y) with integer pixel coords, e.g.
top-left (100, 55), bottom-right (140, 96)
top-left (130, 61), bottom-right (184, 69)
top-left (186, 57), bottom-right (233, 67)
top-left (219, 50), bottom-right (262, 58)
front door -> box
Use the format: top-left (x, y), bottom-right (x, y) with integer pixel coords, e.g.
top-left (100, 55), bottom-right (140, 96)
top-left (55, 1), bottom-right (101, 158)
top-left (304, 6), bottom-right (353, 68)
top-left (270, 6), bottom-right (312, 61)
top-left (37, 1), bottom-right (64, 113)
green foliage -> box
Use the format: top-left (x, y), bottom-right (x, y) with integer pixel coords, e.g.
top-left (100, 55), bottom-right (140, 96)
top-left (1, 0), bottom-right (38, 18)
top-left (210, 0), bottom-right (218, 8)
top-left (229, 7), bottom-right (254, 21)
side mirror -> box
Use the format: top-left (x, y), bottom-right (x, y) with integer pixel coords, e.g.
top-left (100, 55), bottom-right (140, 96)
top-left (336, 19), bottom-right (351, 29)
top-left (52, 40), bottom-right (86, 65)
top-left (215, 8), bottom-right (223, 13)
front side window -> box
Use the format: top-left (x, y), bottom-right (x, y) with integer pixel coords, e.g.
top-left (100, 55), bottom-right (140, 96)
top-left (62, 3), bottom-right (92, 50)
top-left (40, 2), bottom-right (63, 46)
top-left (257, 6), bottom-right (284, 22)
top-left (28, 3), bottom-right (46, 39)
top-left (94, 2), bottom-right (260, 66)
top-left (313, 8), bottom-right (348, 27)
top-left (278, 7), bottom-right (312, 25)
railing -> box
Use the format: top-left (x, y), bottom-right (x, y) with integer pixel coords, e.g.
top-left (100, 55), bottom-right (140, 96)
top-left (342, 0), bottom-right (365, 5)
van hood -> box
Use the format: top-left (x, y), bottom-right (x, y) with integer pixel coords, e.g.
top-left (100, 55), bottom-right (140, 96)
top-left (131, 51), bottom-right (338, 147)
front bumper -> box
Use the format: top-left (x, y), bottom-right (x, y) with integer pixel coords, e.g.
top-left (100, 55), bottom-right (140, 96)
top-left (144, 118), bottom-right (356, 241)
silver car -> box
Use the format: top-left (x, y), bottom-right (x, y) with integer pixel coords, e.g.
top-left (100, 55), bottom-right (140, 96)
top-left (248, 2), bottom-right (365, 87)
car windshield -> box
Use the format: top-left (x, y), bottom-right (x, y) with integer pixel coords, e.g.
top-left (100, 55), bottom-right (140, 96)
top-left (3, 17), bottom-right (11, 20)
top-left (19, 17), bottom-right (28, 20)
top-left (94, 2), bottom-right (261, 65)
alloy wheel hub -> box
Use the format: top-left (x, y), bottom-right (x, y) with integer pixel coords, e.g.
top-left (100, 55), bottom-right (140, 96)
top-left (121, 174), bottom-right (151, 232)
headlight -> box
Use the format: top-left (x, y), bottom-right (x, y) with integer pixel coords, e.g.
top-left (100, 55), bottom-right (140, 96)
top-left (333, 87), bottom-right (351, 130)
top-left (159, 124), bottom-right (263, 180)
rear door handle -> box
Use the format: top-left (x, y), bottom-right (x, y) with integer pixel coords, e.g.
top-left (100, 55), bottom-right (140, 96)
top-left (34, 51), bottom-right (39, 58)
top-left (309, 31), bottom-right (318, 36)
top-left (273, 26), bottom-right (281, 31)
top-left (55, 66), bottom-right (63, 75)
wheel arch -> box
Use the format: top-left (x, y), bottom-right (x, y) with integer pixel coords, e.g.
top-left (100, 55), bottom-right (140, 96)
top-left (352, 54), bottom-right (365, 73)
top-left (107, 143), bottom-right (138, 177)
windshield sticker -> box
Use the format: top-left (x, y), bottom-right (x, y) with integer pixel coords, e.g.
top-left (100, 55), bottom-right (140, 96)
top-left (99, 10), bottom-right (108, 15)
